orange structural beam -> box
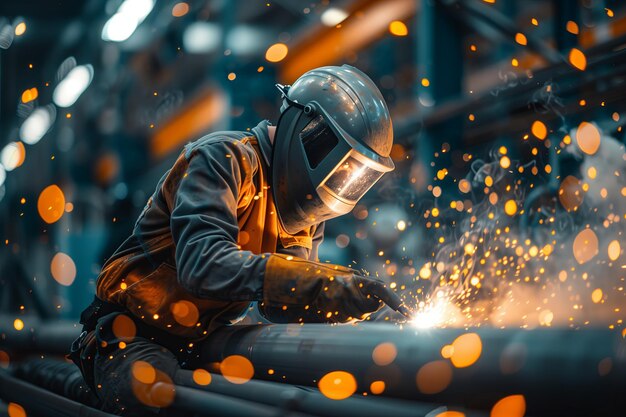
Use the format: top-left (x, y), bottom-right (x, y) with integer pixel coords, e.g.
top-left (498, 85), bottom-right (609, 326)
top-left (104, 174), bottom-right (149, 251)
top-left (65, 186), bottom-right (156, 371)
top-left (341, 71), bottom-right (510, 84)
top-left (579, 12), bottom-right (626, 48)
top-left (279, 0), bottom-right (416, 83)
top-left (150, 87), bottom-right (226, 159)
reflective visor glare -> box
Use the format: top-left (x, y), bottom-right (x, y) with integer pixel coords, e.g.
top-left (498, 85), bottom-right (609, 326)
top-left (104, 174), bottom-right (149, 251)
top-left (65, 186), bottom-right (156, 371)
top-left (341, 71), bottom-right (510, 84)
top-left (300, 115), bottom-right (339, 169)
top-left (322, 156), bottom-right (384, 202)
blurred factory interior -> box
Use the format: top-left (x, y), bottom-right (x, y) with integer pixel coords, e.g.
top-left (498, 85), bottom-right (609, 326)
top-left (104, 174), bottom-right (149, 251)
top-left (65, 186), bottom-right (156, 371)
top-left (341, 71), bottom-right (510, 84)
top-left (1, 0), bottom-right (626, 416)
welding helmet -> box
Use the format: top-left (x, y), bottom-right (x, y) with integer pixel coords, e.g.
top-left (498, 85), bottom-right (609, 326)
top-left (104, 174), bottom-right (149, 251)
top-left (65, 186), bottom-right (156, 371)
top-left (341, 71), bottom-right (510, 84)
top-left (272, 65), bottom-right (394, 234)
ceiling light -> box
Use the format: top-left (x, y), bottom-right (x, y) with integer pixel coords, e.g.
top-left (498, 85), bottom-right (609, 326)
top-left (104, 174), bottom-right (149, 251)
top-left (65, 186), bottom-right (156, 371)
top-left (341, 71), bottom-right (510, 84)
top-left (321, 8), bottom-right (349, 27)
top-left (53, 64), bottom-right (94, 108)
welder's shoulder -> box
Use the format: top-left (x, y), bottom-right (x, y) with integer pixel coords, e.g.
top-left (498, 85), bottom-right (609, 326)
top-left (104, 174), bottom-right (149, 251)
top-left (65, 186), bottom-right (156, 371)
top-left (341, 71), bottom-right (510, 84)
top-left (183, 130), bottom-right (260, 173)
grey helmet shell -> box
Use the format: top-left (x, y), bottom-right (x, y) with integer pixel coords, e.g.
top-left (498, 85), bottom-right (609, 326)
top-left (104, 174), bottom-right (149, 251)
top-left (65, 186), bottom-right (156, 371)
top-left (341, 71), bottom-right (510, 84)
top-left (272, 65), bottom-right (394, 234)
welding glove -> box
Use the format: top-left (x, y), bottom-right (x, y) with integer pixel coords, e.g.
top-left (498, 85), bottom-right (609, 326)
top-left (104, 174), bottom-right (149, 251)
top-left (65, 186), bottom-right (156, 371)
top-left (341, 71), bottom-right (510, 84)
top-left (263, 253), bottom-right (401, 323)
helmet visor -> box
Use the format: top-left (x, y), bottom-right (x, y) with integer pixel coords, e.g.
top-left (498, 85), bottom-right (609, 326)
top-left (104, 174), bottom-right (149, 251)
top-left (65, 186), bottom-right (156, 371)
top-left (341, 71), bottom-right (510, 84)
top-left (321, 154), bottom-right (384, 202)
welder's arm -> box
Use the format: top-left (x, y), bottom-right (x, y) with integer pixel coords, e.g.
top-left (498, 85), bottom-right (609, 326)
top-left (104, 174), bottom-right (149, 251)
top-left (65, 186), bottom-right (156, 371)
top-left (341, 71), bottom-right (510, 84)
top-left (168, 140), bottom-right (269, 301)
top-left (260, 254), bottom-right (406, 323)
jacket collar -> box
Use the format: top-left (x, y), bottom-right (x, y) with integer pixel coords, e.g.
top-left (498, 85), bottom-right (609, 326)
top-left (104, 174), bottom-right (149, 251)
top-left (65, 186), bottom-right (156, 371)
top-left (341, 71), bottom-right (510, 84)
top-left (251, 119), bottom-right (273, 167)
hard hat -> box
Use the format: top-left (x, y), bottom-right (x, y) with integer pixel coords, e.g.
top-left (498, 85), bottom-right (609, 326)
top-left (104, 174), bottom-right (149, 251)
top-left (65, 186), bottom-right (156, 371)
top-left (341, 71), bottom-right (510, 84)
top-left (272, 65), bottom-right (394, 234)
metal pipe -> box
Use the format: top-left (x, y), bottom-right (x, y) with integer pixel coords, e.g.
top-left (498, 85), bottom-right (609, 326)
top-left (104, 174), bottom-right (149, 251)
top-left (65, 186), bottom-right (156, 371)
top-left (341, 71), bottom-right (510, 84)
top-left (0, 316), bottom-right (79, 355)
top-left (4, 318), bottom-right (625, 415)
top-left (0, 368), bottom-right (116, 417)
top-left (172, 384), bottom-right (314, 417)
top-left (200, 324), bottom-right (626, 416)
top-left (175, 369), bottom-right (482, 417)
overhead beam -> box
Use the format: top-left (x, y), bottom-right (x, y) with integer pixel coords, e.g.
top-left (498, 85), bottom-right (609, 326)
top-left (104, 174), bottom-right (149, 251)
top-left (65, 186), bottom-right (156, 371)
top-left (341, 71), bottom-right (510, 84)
top-left (279, 0), bottom-right (416, 83)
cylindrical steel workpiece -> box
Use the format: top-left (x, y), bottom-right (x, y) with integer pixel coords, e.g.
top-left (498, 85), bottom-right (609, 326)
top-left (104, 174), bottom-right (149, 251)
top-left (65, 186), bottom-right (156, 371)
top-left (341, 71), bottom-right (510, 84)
top-left (200, 324), bottom-right (626, 416)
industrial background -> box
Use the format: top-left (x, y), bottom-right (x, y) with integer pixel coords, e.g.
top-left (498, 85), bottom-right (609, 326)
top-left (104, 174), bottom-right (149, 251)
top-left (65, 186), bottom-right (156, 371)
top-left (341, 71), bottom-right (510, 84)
top-left (0, 0), bottom-right (625, 416)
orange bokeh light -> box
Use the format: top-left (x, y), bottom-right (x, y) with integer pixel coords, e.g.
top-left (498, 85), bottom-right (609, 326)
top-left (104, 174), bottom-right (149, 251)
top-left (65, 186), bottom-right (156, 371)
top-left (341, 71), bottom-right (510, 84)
top-left (389, 21), bottom-right (408, 36)
top-left (416, 360), bottom-right (452, 394)
top-left (490, 395), bottom-right (526, 417)
top-left (220, 355), bottom-right (254, 384)
top-left (450, 333), bottom-right (482, 368)
top-left (576, 121), bottom-right (601, 155)
top-left (569, 48), bottom-right (587, 71)
top-left (112, 314), bottom-right (137, 340)
top-left (531, 120), bottom-right (547, 139)
top-left (13, 319), bottom-right (24, 331)
top-left (8, 403), bottom-right (26, 417)
top-left (37, 184), bottom-right (66, 224)
top-left (132, 361), bottom-right (156, 384)
top-left (21, 87), bottom-right (38, 103)
top-left (504, 200), bottom-right (517, 216)
top-left (566, 21), bottom-right (579, 35)
top-left (265, 43), bottom-right (289, 63)
top-left (318, 371), bottom-right (357, 400)
top-left (50, 252), bottom-right (76, 286)
top-left (573, 228), bottom-right (599, 264)
top-left (558, 175), bottom-right (584, 211)
top-left (608, 240), bottom-right (620, 261)
top-left (370, 380), bottom-right (385, 394)
top-left (372, 342), bottom-right (397, 366)
top-left (172, 2), bottom-right (189, 17)
top-left (192, 368), bottom-right (212, 386)
top-left (170, 300), bottom-right (200, 327)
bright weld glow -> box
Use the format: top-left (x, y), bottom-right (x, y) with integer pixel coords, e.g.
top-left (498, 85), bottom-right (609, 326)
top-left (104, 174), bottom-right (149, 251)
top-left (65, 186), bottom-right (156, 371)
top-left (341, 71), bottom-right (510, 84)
top-left (320, 8), bottom-right (348, 26)
top-left (53, 65), bottom-right (94, 108)
top-left (102, 0), bottom-right (155, 42)
top-left (20, 107), bottom-right (55, 145)
top-left (410, 296), bottom-right (459, 329)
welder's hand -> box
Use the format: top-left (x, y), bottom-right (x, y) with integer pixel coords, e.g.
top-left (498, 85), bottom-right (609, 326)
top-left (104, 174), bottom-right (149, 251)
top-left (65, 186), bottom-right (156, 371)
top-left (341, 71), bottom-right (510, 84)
top-left (354, 274), bottom-right (412, 319)
top-left (263, 254), bottom-right (405, 323)
top-left (312, 272), bottom-right (383, 322)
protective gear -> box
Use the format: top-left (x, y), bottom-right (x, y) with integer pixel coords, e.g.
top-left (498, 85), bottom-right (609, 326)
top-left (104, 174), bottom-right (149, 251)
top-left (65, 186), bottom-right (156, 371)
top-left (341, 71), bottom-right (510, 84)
top-left (262, 254), bottom-right (407, 323)
top-left (272, 65), bottom-right (394, 234)
top-left (95, 123), bottom-right (324, 339)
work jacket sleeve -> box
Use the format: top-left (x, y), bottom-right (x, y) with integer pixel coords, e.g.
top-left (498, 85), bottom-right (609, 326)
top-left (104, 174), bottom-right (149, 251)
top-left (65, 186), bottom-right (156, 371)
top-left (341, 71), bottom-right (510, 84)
top-left (168, 139), bottom-right (267, 301)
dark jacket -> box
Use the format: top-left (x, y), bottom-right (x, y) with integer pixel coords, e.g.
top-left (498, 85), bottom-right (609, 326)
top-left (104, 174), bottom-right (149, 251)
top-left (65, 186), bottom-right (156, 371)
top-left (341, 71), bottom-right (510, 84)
top-left (95, 121), bottom-right (324, 339)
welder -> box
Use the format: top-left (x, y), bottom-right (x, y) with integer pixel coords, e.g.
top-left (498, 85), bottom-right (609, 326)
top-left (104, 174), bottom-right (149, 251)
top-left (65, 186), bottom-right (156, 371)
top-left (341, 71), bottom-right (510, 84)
top-left (69, 65), bottom-right (407, 416)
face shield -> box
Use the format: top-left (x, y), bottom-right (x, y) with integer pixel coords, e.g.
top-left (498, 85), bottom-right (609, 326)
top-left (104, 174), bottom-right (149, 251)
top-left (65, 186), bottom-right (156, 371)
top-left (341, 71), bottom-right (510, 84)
top-left (298, 114), bottom-right (387, 212)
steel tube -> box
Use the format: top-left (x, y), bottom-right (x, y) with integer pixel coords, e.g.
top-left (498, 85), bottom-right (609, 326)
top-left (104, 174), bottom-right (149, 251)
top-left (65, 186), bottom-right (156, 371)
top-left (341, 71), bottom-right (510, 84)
top-left (175, 369), bottom-right (482, 417)
top-left (0, 368), bottom-right (116, 417)
top-left (200, 324), bottom-right (626, 416)
top-left (172, 384), bottom-right (314, 417)
top-left (0, 316), bottom-right (79, 355)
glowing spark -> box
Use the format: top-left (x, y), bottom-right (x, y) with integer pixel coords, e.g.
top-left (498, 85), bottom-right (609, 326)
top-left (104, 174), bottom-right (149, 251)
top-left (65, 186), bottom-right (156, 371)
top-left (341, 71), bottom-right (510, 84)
top-left (410, 297), bottom-right (460, 329)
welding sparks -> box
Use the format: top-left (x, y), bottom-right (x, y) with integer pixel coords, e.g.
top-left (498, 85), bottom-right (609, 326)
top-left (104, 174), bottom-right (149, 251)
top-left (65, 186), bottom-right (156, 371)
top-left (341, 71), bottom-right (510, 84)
top-left (410, 294), bottom-right (461, 329)
top-left (397, 123), bottom-right (626, 331)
